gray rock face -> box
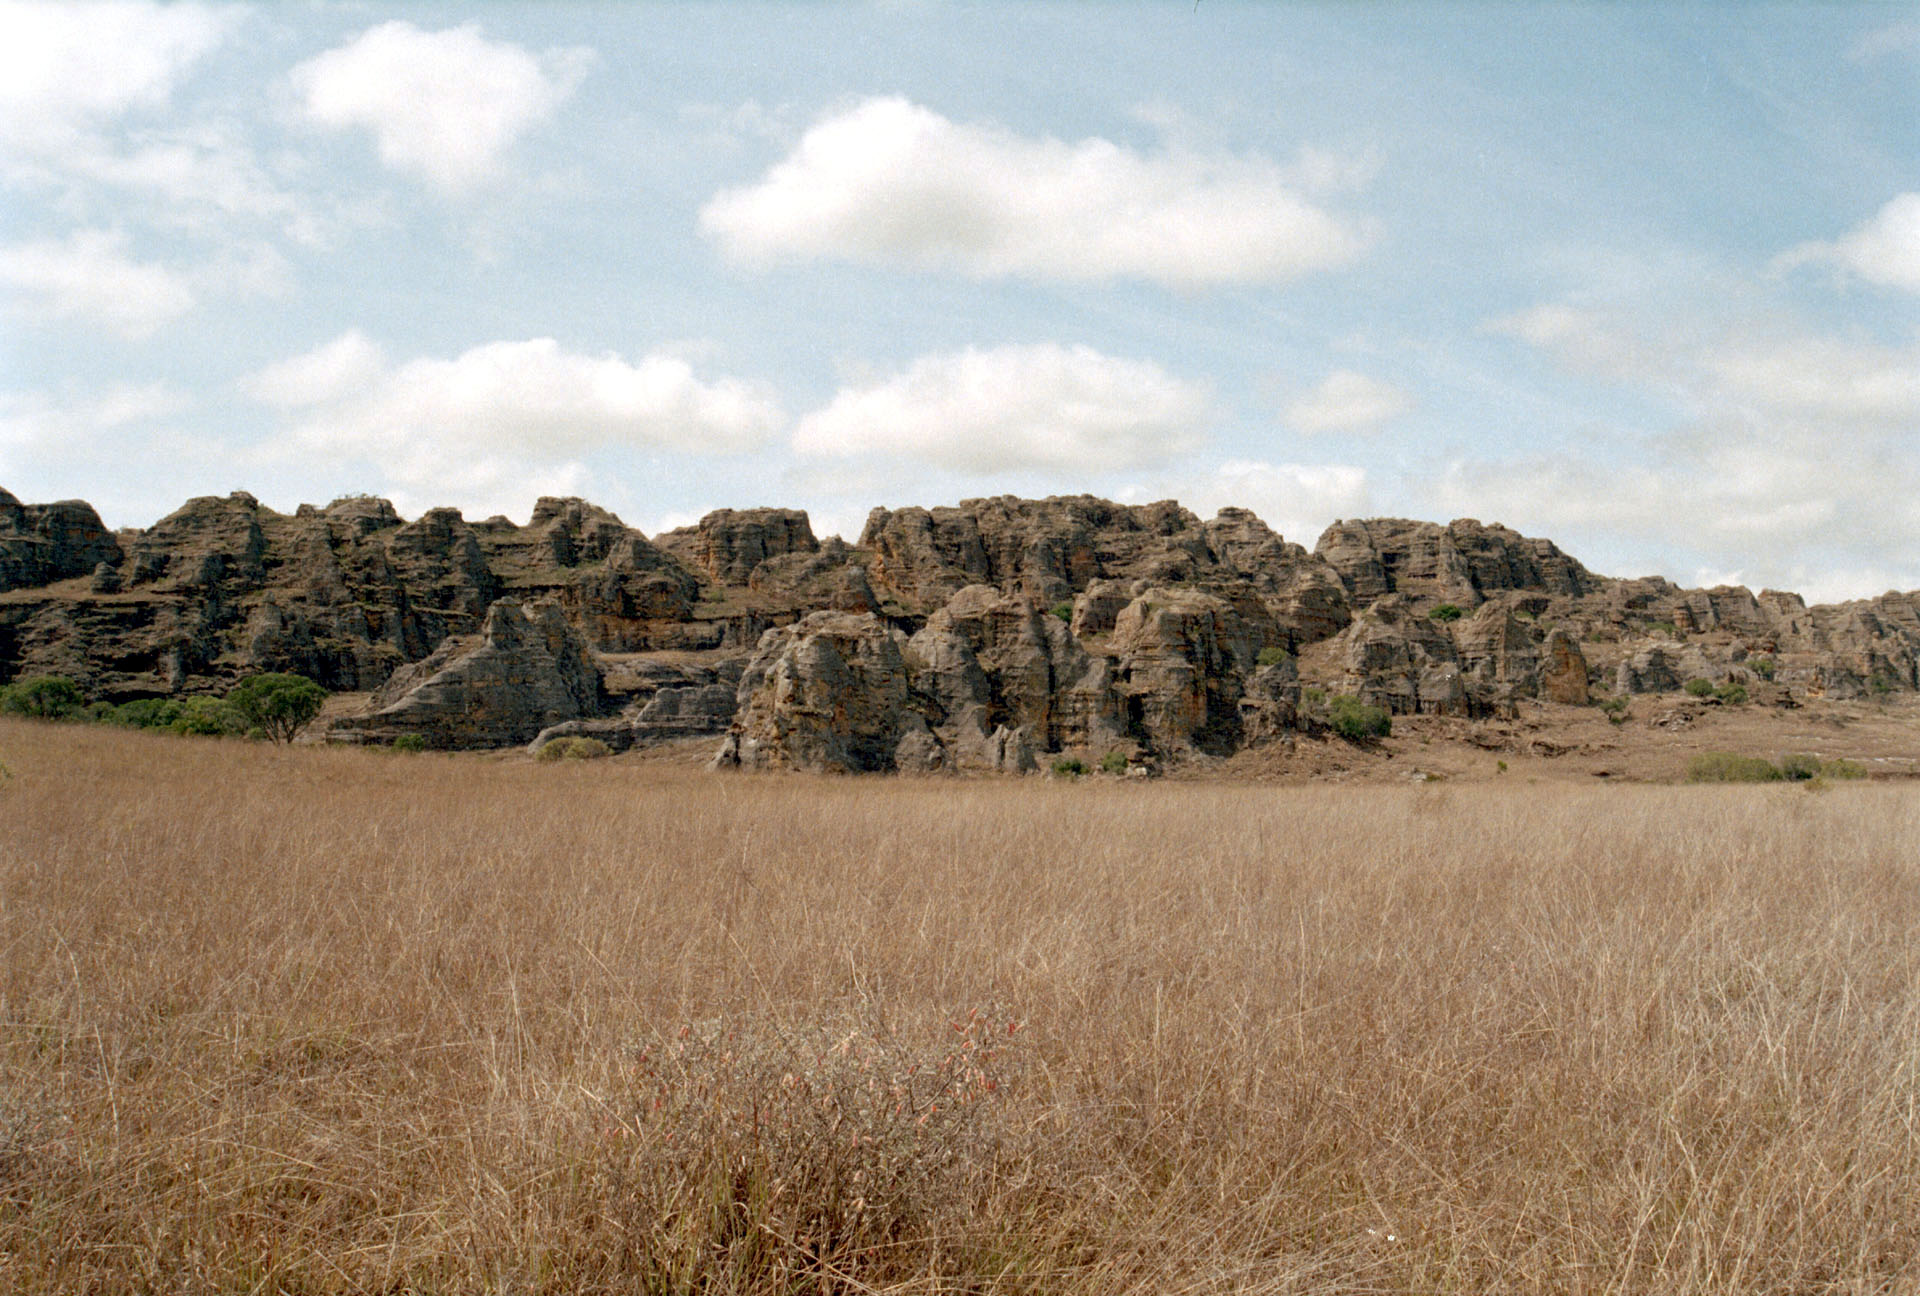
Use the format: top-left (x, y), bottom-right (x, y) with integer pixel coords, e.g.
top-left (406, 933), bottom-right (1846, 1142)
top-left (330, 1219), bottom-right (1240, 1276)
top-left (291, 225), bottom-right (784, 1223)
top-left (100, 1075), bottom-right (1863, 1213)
top-left (1314, 517), bottom-right (1601, 607)
top-left (1109, 588), bottom-right (1257, 755)
top-left (717, 611), bottom-right (915, 772)
top-left (331, 599), bottom-right (604, 749)
top-left (6, 485), bottom-right (1919, 760)
top-left (657, 508), bottom-right (818, 585)
top-left (1, 490), bottom-right (123, 593)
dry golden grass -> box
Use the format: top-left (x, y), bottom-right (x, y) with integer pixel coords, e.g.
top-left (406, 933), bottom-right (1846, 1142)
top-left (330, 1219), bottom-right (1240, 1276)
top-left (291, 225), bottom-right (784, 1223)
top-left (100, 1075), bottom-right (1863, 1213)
top-left (2, 717), bottom-right (1917, 1294)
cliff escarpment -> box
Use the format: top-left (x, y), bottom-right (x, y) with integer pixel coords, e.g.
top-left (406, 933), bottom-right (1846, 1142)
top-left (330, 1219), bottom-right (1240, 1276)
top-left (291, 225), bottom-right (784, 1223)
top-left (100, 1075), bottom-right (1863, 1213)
top-left (3, 487), bottom-right (1916, 765)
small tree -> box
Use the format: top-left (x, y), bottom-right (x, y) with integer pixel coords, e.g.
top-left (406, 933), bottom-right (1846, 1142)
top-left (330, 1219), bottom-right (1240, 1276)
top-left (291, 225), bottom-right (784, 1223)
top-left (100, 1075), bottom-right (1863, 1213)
top-left (226, 673), bottom-right (327, 744)
top-left (1428, 603), bottom-right (1463, 623)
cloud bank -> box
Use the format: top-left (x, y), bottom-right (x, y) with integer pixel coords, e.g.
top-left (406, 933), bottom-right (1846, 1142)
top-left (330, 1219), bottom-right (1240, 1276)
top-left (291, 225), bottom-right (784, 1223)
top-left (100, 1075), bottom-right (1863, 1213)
top-left (793, 342), bottom-right (1209, 473)
top-left (247, 333), bottom-right (784, 518)
top-left (702, 96), bottom-right (1368, 287)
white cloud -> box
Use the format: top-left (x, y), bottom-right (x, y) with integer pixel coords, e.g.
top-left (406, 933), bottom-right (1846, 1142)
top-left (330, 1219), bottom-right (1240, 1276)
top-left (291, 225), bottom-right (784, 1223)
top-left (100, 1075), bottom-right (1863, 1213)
top-left (1173, 459), bottom-right (1372, 547)
top-left (1468, 294), bottom-right (1920, 600)
top-left (1285, 370), bottom-right (1413, 434)
top-left (701, 96), bottom-right (1368, 287)
top-left (1483, 303), bottom-right (1676, 382)
top-left (1706, 335), bottom-right (1920, 425)
top-left (1776, 193), bottom-right (1920, 293)
top-left (60, 122), bottom-right (323, 244)
top-left (245, 334), bottom-right (783, 518)
top-left (0, 1), bottom-right (235, 157)
top-left (244, 330), bottom-right (388, 407)
top-left (291, 21), bottom-right (592, 192)
top-left (0, 382), bottom-right (190, 453)
top-left (792, 343), bottom-right (1209, 473)
top-left (0, 228), bottom-right (195, 337)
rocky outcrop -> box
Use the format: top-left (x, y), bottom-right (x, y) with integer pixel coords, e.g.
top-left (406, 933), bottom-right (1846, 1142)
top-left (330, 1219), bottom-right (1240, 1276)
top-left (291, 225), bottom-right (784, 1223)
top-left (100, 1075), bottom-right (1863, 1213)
top-left (5, 484), bottom-right (1918, 763)
top-left (657, 508), bottom-right (817, 586)
top-left (1315, 517), bottom-right (1601, 607)
top-left (330, 599), bottom-right (603, 749)
top-left (0, 489), bottom-right (122, 593)
top-left (714, 611), bottom-right (917, 773)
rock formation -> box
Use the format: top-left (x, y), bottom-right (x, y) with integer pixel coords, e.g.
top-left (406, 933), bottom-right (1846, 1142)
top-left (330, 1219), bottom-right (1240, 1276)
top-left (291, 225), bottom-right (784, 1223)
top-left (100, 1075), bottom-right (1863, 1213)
top-left (331, 599), bottom-right (602, 749)
top-left (3, 484), bottom-right (1916, 767)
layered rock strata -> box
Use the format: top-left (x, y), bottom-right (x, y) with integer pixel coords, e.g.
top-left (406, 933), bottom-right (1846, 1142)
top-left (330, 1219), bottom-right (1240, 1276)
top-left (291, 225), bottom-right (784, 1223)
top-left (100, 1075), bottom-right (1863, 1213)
top-left (2, 486), bottom-right (1915, 767)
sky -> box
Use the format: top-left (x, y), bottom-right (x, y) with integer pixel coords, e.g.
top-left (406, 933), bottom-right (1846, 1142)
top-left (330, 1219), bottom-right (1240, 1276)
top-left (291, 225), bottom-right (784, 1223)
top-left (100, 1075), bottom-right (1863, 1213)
top-left (0, 2), bottom-right (1915, 604)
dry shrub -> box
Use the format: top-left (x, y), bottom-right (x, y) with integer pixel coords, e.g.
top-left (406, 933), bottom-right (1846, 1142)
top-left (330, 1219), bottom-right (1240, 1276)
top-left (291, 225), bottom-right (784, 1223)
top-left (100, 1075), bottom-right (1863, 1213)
top-left (2, 717), bottom-right (1918, 1294)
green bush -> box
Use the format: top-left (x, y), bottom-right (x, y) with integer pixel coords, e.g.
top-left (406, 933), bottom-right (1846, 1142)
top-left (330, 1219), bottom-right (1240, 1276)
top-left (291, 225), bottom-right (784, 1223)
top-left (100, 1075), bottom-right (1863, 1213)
top-left (1049, 602), bottom-right (1074, 622)
top-left (1098, 751), bottom-right (1128, 775)
top-left (1749, 655), bottom-right (1775, 681)
top-left (537, 736), bottom-right (612, 761)
top-left (1302, 687), bottom-right (1326, 704)
top-left (1050, 757), bottom-right (1086, 778)
top-left (1328, 694), bottom-right (1391, 742)
top-left (169, 696), bottom-right (245, 737)
top-left (1687, 752), bottom-right (1783, 783)
top-left (0, 676), bottom-right (86, 720)
top-left (1256, 646), bottom-right (1291, 668)
top-left (1428, 603), bottom-right (1463, 623)
top-left (1821, 758), bottom-right (1866, 780)
top-left (108, 698), bottom-right (183, 730)
top-left (1683, 677), bottom-right (1714, 698)
top-left (390, 734), bottom-right (429, 753)
top-left (1777, 752), bottom-right (1824, 782)
top-left (226, 673), bottom-right (328, 744)
top-left (1713, 682), bottom-right (1748, 705)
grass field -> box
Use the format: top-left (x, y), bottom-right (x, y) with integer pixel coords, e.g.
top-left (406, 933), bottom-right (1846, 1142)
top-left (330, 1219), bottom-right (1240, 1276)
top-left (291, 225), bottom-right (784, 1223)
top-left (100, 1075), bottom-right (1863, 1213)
top-left (2, 717), bottom-right (1917, 1293)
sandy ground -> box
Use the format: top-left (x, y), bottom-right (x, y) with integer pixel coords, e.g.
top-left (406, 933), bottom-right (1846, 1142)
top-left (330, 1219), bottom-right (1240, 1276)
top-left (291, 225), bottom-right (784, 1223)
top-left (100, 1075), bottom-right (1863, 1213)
top-left (1205, 693), bottom-right (1920, 785)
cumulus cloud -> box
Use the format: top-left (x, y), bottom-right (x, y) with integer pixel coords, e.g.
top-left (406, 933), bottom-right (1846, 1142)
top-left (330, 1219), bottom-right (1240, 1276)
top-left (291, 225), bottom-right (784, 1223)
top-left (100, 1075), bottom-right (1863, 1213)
top-left (0, 228), bottom-right (195, 337)
top-left (0, 1), bottom-right (235, 157)
top-left (244, 333), bottom-right (783, 517)
top-left (1285, 370), bottom-right (1413, 434)
top-left (792, 343), bottom-right (1209, 473)
top-left (701, 96), bottom-right (1368, 287)
top-left (243, 330), bottom-right (389, 407)
top-left (291, 22), bottom-right (592, 191)
top-left (1170, 459), bottom-right (1372, 547)
top-left (1776, 193), bottom-right (1920, 293)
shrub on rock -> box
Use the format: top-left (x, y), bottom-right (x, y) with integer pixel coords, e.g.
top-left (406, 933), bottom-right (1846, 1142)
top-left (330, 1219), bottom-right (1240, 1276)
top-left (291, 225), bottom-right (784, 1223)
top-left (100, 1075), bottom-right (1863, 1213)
top-left (1328, 694), bottom-right (1391, 741)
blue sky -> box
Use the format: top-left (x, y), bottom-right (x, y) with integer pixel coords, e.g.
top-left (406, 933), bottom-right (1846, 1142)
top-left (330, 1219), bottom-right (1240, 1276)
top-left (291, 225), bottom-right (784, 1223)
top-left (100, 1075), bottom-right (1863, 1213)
top-left (1, 2), bottom-right (1915, 602)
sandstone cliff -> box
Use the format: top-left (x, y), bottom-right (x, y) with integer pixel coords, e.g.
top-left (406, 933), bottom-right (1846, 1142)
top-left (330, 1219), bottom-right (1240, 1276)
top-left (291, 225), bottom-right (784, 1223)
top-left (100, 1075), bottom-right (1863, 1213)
top-left (2, 485), bottom-right (1914, 768)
